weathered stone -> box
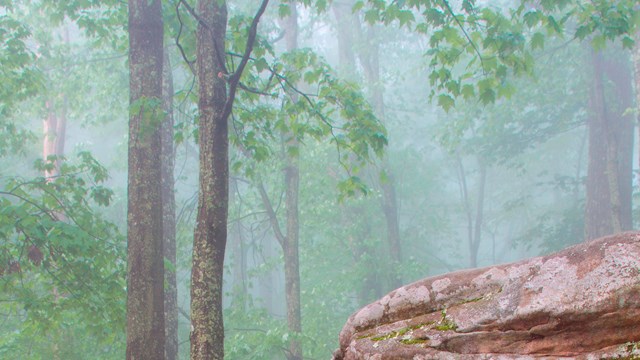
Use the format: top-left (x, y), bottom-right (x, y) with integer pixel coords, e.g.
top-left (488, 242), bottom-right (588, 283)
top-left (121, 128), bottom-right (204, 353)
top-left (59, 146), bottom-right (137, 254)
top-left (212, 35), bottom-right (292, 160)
top-left (333, 232), bottom-right (640, 360)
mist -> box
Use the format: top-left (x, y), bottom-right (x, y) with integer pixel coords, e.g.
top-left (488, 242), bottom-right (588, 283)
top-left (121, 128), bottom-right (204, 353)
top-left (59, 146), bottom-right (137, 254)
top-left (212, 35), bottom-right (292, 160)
top-left (0, 0), bottom-right (638, 359)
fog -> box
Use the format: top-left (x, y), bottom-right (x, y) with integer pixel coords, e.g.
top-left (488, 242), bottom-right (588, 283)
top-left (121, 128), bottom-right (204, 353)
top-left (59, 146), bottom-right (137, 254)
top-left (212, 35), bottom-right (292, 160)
top-left (0, 0), bottom-right (637, 359)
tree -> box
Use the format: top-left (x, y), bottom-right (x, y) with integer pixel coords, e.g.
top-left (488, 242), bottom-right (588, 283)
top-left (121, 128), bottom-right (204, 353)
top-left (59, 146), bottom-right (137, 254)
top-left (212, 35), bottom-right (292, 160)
top-left (126, 0), bottom-right (165, 358)
top-left (585, 48), bottom-right (634, 240)
top-left (332, 0), bottom-right (402, 297)
top-left (161, 48), bottom-right (178, 360)
top-left (636, 36), bottom-right (640, 181)
top-left (189, 0), bottom-right (269, 358)
top-left (257, 2), bottom-right (303, 358)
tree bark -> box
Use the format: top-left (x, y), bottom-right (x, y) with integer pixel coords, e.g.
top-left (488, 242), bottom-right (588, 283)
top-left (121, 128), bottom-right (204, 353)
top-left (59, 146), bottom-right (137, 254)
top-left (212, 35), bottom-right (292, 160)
top-left (161, 47), bottom-right (178, 360)
top-left (126, 0), bottom-right (165, 359)
top-left (190, 0), bottom-right (228, 359)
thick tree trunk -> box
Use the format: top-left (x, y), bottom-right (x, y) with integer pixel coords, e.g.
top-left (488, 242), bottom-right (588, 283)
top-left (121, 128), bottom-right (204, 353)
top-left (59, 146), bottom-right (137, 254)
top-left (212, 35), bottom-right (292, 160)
top-left (126, 0), bottom-right (165, 359)
top-left (606, 54), bottom-right (634, 232)
top-left (585, 49), bottom-right (634, 240)
top-left (161, 48), bottom-right (178, 360)
top-left (190, 0), bottom-right (228, 359)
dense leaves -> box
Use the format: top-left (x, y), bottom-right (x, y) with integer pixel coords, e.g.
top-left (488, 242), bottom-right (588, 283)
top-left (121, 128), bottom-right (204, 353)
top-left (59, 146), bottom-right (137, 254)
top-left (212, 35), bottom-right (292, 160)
top-left (0, 0), bottom-right (638, 359)
top-left (354, 0), bottom-right (639, 110)
top-left (0, 153), bottom-right (125, 359)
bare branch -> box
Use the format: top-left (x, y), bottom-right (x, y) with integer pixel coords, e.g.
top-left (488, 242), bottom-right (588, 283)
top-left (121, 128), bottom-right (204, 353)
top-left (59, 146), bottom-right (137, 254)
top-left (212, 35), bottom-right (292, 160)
top-left (222, 0), bottom-right (271, 120)
top-left (257, 181), bottom-right (285, 249)
top-left (441, 0), bottom-right (486, 74)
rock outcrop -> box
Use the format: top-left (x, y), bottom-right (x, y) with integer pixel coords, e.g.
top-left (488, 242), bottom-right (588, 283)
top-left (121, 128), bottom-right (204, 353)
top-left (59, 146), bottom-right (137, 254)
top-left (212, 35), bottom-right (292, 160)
top-left (333, 232), bottom-right (640, 359)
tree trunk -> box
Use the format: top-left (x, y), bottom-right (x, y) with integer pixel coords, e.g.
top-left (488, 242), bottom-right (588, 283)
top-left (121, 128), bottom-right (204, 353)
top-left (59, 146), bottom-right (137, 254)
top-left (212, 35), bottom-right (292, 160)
top-left (190, 0), bottom-right (228, 359)
top-left (634, 33), bottom-right (640, 199)
top-left (230, 194), bottom-right (247, 311)
top-left (471, 160), bottom-right (486, 268)
top-left (456, 156), bottom-right (486, 268)
top-left (332, 0), bottom-right (390, 300)
top-left (336, 4), bottom-right (404, 288)
top-left (43, 98), bottom-right (66, 177)
top-left (126, 0), bottom-right (165, 359)
top-left (161, 48), bottom-right (178, 360)
top-left (282, 4), bottom-right (302, 358)
top-left (606, 53), bottom-right (634, 232)
top-left (332, 0), bottom-right (357, 80)
top-left (585, 49), bottom-right (634, 240)
top-left (360, 26), bottom-right (403, 289)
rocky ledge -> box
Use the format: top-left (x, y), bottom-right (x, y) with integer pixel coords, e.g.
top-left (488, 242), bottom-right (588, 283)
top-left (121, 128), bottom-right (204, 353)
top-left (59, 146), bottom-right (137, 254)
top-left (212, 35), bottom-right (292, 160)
top-left (333, 232), bottom-right (640, 360)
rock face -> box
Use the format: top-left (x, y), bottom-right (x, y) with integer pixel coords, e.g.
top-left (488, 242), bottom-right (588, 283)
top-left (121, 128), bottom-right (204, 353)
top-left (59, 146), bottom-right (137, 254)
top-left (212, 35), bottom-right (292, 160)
top-left (333, 232), bottom-right (640, 359)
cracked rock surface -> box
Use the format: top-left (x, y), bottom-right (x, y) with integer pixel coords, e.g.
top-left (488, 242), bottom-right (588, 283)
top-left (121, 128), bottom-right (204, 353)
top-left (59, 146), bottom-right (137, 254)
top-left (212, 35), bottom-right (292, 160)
top-left (332, 232), bottom-right (640, 360)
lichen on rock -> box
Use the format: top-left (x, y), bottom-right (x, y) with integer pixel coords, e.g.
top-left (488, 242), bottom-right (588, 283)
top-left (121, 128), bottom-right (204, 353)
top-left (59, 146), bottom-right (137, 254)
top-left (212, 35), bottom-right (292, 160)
top-left (333, 232), bottom-right (640, 360)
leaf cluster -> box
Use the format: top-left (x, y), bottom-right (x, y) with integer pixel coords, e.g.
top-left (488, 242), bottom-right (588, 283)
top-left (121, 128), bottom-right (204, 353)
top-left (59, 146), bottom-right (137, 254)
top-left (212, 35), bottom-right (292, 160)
top-left (0, 152), bottom-right (125, 357)
top-left (0, 10), bottom-right (43, 117)
top-left (352, 0), bottom-right (640, 110)
top-left (228, 43), bottom-right (387, 198)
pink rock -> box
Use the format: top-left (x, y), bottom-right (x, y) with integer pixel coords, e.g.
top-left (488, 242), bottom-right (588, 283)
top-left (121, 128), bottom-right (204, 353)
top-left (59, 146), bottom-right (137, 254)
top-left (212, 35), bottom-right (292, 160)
top-left (333, 232), bottom-right (640, 359)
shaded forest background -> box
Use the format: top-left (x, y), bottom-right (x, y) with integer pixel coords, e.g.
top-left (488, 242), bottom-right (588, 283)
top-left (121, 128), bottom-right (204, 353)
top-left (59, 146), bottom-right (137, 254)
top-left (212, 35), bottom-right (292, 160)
top-left (1, 0), bottom-right (639, 359)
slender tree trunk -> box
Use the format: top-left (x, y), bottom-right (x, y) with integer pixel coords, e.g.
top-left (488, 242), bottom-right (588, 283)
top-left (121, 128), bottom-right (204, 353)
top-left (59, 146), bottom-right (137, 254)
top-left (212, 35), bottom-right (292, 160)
top-left (332, 0), bottom-right (357, 80)
top-left (126, 0), bottom-right (165, 359)
top-left (332, 1), bottom-right (391, 299)
top-left (471, 160), bottom-right (486, 268)
top-left (585, 49), bottom-right (634, 240)
top-left (230, 202), bottom-right (247, 310)
top-left (634, 33), bottom-right (640, 201)
top-left (43, 92), bottom-right (67, 360)
top-left (456, 156), bottom-right (486, 268)
top-left (333, 1), bottom-right (402, 288)
top-left (161, 48), bottom-right (178, 360)
top-left (282, 4), bottom-right (302, 358)
top-left (190, 0), bottom-right (228, 359)
top-left (359, 26), bottom-right (402, 289)
top-left (43, 98), bottom-right (66, 177)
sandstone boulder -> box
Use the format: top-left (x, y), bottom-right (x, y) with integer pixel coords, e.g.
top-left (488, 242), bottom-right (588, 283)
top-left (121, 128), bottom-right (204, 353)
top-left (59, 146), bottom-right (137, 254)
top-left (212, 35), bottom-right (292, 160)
top-left (333, 232), bottom-right (640, 359)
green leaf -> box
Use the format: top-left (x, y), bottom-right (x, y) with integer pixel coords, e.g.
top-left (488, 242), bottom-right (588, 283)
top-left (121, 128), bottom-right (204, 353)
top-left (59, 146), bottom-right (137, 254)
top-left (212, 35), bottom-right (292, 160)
top-left (278, 3), bottom-right (291, 18)
top-left (461, 84), bottom-right (475, 99)
top-left (364, 9), bottom-right (379, 24)
top-left (531, 32), bottom-right (545, 50)
top-left (621, 36), bottom-right (635, 49)
top-left (438, 94), bottom-right (455, 112)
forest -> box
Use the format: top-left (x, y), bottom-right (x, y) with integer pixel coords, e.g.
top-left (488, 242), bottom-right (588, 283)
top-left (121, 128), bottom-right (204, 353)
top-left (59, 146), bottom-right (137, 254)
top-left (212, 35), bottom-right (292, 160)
top-left (1, 0), bottom-right (639, 359)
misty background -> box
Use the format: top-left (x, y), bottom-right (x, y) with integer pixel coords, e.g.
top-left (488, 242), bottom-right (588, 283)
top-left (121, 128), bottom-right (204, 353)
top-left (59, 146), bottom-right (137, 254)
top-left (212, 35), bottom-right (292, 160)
top-left (0, 0), bottom-right (637, 359)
